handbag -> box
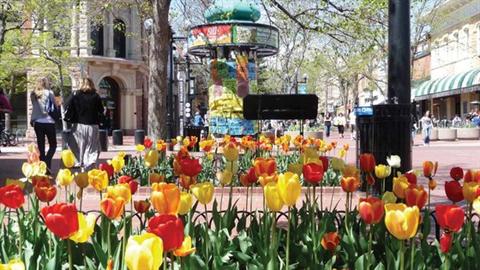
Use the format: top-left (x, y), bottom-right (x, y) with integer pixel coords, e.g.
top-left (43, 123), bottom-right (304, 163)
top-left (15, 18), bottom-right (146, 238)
top-left (46, 94), bottom-right (61, 121)
top-left (63, 92), bottom-right (78, 123)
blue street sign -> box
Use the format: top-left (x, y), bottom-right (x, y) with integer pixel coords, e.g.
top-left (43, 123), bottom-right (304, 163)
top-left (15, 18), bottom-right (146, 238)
top-left (298, 83), bottom-right (307, 94)
top-left (355, 106), bottom-right (373, 116)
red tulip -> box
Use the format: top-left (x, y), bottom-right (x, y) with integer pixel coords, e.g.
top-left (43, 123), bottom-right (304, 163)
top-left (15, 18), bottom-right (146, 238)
top-left (405, 185), bottom-right (427, 209)
top-left (32, 175), bottom-right (51, 187)
top-left (321, 232), bottom-right (340, 252)
top-left (440, 232), bottom-right (453, 253)
top-left (449, 167), bottom-right (463, 181)
top-left (118, 175), bottom-right (138, 195)
top-left (240, 167), bottom-right (257, 187)
top-left (99, 163), bottom-right (114, 178)
top-left (253, 158), bottom-right (277, 177)
top-left (179, 158), bottom-right (202, 177)
top-left (144, 137), bottom-right (153, 149)
top-left (359, 153), bottom-right (375, 173)
top-left (358, 197), bottom-right (384, 224)
top-left (134, 199), bottom-right (151, 214)
top-left (147, 214), bottom-right (184, 251)
top-left (444, 181), bottom-right (464, 203)
top-left (41, 203), bottom-right (79, 239)
top-left (34, 182), bottom-right (57, 203)
top-left (319, 156), bottom-right (329, 172)
top-left (341, 176), bottom-right (360, 193)
top-left (303, 163), bottom-right (324, 185)
top-left (435, 204), bottom-right (464, 233)
top-left (464, 169), bottom-right (480, 183)
top-left (404, 172), bottom-right (417, 185)
top-left (366, 174), bottom-right (375, 185)
top-left (0, 184), bottom-right (25, 209)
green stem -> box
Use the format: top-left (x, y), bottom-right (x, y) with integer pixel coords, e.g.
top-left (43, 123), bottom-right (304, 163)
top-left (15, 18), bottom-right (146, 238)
top-left (65, 186), bottom-right (68, 202)
top-left (204, 204), bottom-right (209, 264)
top-left (16, 209), bottom-right (23, 261)
top-left (122, 209), bottom-right (127, 270)
top-left (286, 208), bottom-right (291, 270)
top-left (381, 178), bottom-right (385, 195)
top-left (107, 221), bottom-right (111, 264)
top-left (170, 252), bottom-right (174, 270)
top-left (67, 239), bottom-right (73, 270)
top-left (367, 225), bottom-right (373, 270)
top-left (79, 188), bottom-right (83, 212)
top-left (320, 184), bottom-right (323, 215)
top-left (400, 240), bottom-right (405, 270)
top-left (410, 238), bottom-right (414, 270)
top-left (270, 212), bottom-right (277, 267)
top-left (219, 186), bottom-right (224, 212)
top-left (163, 252), bottom-right (167, 270)
top-left (345, 192), bottom-right (349, 228)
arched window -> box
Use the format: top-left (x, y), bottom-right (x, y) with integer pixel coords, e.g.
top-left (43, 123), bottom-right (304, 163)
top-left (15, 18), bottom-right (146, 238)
top-left (113, 19), bottom-right (126, 58)
top-left (91, 24), bottom-right (104, 56)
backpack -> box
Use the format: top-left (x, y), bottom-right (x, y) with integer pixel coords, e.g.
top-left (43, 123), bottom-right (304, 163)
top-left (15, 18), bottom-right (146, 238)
top-left (46, 93), bottom-right (61, 121)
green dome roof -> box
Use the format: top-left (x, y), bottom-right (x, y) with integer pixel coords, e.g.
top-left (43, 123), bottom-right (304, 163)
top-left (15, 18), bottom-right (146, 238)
top-left (204, 0), bottom-right (261, 23)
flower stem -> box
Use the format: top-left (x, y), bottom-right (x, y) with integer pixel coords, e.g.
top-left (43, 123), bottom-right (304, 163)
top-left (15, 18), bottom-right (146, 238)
top-left (16, 209), bottom-right (23, 261)
top-left (65, 186), bottom-right (68, 202)
top-left (367, 225), bottom-right (373, 270)
top-left (122, 209), bottom-right (127, 270)
top-left (79, 188), bottom-right (83, 212)
top-left (219, 186), bottom-right (224, 212)
top-left (286, 208), bottom-right (291, 270)
top-left (410, 238), bottom-right (414, 270)
top-left (67, 239), bottom-right (73, 270)
top-left (400, 240), bottom-right (405, 270)
top-left (170, 252), bottom-right (174, 270)
top-left (163, 252), bottom-right (167, 270)
top-left (107, 221), bottom-right (111, 265)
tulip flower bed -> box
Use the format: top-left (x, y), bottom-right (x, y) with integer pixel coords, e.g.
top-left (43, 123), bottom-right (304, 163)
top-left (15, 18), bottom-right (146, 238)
top-left (0, 135), bottom-right (480, 269)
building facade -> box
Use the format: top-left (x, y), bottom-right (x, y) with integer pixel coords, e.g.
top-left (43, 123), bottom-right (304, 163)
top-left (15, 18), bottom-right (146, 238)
top-left (413, 0), bottom-right (480, 121)
top-left (26, 1), bottom-right (149, 136)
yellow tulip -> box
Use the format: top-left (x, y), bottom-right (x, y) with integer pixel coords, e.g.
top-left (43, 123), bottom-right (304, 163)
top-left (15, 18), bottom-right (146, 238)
top-left (258, 174), bottom-right (277, 187)
top-left (56, 169), bottom-right (74, 186)
top-left (178, 192), bottom-right (193, 215)
top-left (463, 182), bottom-right (480, 203)
top-left (382, 191), bottom-right (397, 204)
top-left (375, 164), bottom-right (391, 179)
top-left (301, 147), bottom-right (320, 165)
top-left (393, 175), bottom-right (409, 199)
top-left (190, 182), bottom-right (214, 205)
top-left (264, 182), bottom-right (284, 212)
top-left (144, 150), bottom-right (159, 168)
top-left (135, 144), bottom-right (145, 152)
top-left (117, 151), bottom-right (126, 159)
top-left (74, 172), bottom-right (89, 189)
top-left (22, 161), bottom-right (47, 178)
top-left (151, 183), bottom-right (180, 215)
top-left (384, 203), bottom-right (419, 240)
top-left (0, 259), bottom-right (25, 270)
top-left (217, 170), bottom-right (233, 186)
top-left (287, 163), bottom-right (303, 176)
top-left (61, 149), bottom-right (76, 168)
top-left (173, 236), bottom-right (196, 257)
top-left (70, 213), bottom-right (96, 243)
top-left (277, 172), bottom-right (301, 207)
top-left (106, 183), bottom-right (132, 203)
top-left (330, 158), bottom-right (345, 171)
top-left (473, 198), bottom-right (480, 215)
top-left (88, 169), bottom-right (108, 191)
top-left (338, 149), bottom-right (346, 158)
top-left (111, 156), bottom-right (125, 173)
top-left (223, 143), bottom-right (239, 161)
top-left (125, 233), bottom-right (163, 270)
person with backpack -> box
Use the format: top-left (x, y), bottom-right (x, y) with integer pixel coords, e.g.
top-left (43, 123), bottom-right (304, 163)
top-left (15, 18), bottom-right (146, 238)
top-left (30, 77), bottom-right (58, 172)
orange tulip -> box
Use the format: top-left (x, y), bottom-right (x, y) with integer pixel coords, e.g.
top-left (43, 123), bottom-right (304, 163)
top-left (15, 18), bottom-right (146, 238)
top-left (405, 185), bottom-right (427, 209)
top-left (342, 164), bottom-right (360, 179)
top-left (321, 232), bottom-right (340, 252)
top-left (151, 183), bottom-right (180, 215)
top-left (253, 158), bottom-right (276, 177)
top-left (463, 182), bottom-right (480, 203)
top-left (393, 175), bottom-right (409, 199)
top-left (179, 175), bottom-right (197, 190)
top-left (359, 153), bottom-right (376, 173)
top-left (173, 236), bottom-right (196, 257)
top-left (358, 197), bottom-right (384, 224)
top-left (134, 199), bottom-right (151, 214)
top-left (100, 197), bottom-right (126, 219)
top-left (464, 169), bottom-right (480, 183)
top-left (423, 161), bottom-right (437, 178)
top-left (341, 176), bottom-right (360, 193)
top-left (149, 173), bottom-right (165, 184)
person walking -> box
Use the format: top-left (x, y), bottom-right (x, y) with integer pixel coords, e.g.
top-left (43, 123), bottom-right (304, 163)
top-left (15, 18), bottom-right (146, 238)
top-left (420, 110), bottom-right (433, 146)
top-left (66, 77), bottom-right (104, 171)
top-left (348, 110), bottom-right (356, 140)
top-left (336, 113), bottom-right (346, 138)
top-left (30, 78), bottom-right (58, 172)
top-left (324, 113), bottom-right (332, 138)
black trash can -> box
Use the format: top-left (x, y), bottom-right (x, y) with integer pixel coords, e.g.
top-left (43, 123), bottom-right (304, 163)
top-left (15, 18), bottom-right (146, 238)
top-left (134, 129), bottom-right (145, 145)
top-left (112, 129), bottom-right (123, 145)
top-left (62, 129), bottom-right (71, 150)
top-left (99, 129), bottom-right (108, 151)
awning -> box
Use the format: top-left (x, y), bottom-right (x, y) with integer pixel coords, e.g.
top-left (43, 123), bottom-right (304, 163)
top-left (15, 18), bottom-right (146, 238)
top-left (413, 68), bottom-right (480, 100)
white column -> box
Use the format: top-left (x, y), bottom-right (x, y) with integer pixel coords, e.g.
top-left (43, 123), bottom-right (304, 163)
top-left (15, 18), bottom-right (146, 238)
top-left (106, 12), bottom-right (115, 57)
top-left (78, 0), bottom-right (90, 57)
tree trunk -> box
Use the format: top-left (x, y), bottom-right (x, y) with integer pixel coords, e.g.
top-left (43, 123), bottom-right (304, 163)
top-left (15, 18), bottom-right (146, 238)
top-left (147, 0), bottom-right (171, 140)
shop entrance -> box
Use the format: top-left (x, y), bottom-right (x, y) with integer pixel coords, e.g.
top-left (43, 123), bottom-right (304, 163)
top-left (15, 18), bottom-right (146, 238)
top-left (98, 77), bottom-right (121, 132)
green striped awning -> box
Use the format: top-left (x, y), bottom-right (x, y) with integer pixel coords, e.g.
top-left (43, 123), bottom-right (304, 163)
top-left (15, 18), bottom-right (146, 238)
top-left (413, 68), bottom-right (480, 100)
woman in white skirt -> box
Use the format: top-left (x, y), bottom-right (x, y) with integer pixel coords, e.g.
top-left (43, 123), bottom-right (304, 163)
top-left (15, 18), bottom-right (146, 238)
top-left (66, 77), bottom-right (104, 171)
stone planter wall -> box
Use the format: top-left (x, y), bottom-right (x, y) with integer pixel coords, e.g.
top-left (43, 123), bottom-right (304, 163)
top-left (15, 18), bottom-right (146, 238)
top-left (304, 131), bottom-right (323, 139)
top-left (430, 128), bottom-right (439, 141)
top-left (437, 128), bottom-right (457, 141)
top-left (456, 128), bottom-right (480, 140)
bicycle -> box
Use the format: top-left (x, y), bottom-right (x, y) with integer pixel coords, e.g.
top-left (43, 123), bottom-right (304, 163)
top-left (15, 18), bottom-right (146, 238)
top-left (0, 123), bottom-right (17, 146)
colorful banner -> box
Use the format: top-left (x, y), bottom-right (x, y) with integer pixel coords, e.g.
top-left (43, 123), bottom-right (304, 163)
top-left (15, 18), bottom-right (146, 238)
top-left (232, 25), bottom-right (279, 47)
top-left (188, 25), bottom-right (232, 47)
